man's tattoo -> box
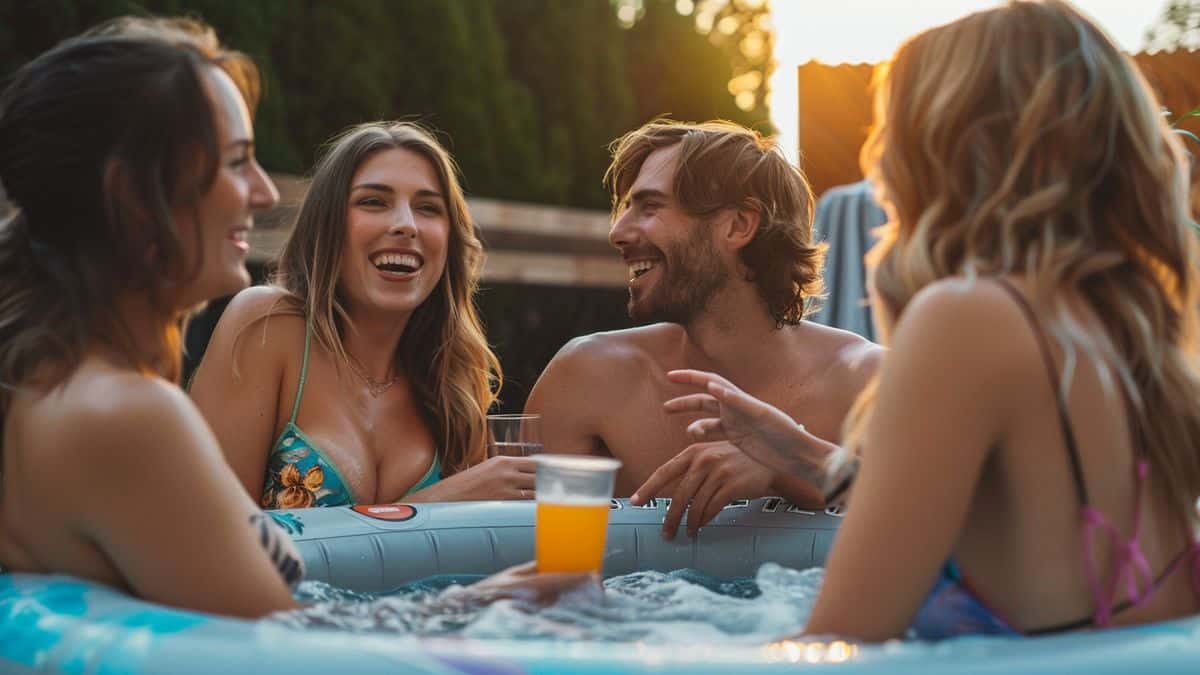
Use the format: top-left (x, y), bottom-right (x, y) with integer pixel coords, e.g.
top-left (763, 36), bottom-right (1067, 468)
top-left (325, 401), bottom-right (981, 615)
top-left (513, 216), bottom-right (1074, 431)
top-left (250, 512), bottom-right (304, 587)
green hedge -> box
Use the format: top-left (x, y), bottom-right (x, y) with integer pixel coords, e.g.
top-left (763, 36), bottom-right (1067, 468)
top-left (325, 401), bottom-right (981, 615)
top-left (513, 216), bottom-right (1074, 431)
top-left (1, 0), bottom-right (770, 210)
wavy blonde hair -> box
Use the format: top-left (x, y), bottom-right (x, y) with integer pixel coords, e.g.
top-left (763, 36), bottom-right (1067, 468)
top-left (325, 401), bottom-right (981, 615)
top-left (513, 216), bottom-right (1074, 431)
top-left (270, 122), bottom-right (500, 474)
top-left (844, 0), bottom-right (1200, 522)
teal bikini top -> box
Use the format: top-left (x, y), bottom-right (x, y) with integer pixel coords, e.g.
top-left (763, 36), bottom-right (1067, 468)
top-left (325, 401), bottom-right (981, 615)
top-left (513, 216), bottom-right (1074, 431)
top-left (259, 325), bottom-right (441, 510)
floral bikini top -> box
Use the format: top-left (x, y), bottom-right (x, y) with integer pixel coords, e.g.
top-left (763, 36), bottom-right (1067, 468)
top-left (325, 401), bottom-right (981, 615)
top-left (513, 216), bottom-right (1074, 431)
top-left (259, 325), bottom-right (441, 510)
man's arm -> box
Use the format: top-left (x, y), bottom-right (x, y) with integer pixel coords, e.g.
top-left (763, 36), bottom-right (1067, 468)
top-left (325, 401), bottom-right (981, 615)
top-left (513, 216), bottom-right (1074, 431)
top-left (525, 335), bottom-right (610, 456)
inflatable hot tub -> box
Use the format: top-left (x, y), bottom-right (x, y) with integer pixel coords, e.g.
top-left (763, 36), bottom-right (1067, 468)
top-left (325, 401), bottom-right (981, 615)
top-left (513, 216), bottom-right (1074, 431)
top-left (3, 498), bottom-right (1199, 674)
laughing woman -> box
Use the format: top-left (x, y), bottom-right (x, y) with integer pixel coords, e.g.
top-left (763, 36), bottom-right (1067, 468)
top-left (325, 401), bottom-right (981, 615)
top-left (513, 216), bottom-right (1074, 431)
top-left (0, 18), bottom-right (302, 616)
top-left (190, 122), bottom-right (530, 508)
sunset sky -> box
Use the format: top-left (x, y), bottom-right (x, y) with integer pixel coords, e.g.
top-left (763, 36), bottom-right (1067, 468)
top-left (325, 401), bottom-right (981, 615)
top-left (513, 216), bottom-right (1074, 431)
top-left (768, 0), bottom-right (1168, 163)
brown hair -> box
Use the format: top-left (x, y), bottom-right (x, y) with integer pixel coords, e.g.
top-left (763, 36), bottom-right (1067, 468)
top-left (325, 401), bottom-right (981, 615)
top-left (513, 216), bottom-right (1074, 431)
top-left (848, 0), bottom-right (1200, 522)
top-left (605, 119), bottom-right (823, 326)
top-left (269, 122), bottom-right (501, 474)
top-left (0, 17), bottom-right (259, 427)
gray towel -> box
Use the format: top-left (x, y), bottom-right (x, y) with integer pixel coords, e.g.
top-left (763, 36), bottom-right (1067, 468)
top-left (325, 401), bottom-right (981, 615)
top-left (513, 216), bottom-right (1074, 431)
top-left (811, 180), bottom-right (885, 341)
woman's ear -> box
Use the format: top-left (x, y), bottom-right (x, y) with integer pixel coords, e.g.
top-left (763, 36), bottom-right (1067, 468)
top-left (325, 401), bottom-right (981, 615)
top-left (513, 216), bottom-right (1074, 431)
top-left (103, 158), bottom-right (157, 241)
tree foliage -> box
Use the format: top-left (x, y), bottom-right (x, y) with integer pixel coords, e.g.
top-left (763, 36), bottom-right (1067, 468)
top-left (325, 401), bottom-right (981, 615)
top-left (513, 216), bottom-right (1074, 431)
top-left (0, 0), bottom-right (773, 208)
top-left (1146, 0), bottom-right (1200, 52)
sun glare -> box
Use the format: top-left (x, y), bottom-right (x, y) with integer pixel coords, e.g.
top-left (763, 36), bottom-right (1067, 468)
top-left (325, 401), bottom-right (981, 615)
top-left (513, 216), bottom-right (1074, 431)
top-left (768, 0), bottom-right (1167, 164)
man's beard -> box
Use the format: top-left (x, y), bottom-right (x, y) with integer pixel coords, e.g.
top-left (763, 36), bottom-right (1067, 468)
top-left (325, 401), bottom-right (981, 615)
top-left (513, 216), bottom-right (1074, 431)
top-left (628, 227), bottom-right (728, 326)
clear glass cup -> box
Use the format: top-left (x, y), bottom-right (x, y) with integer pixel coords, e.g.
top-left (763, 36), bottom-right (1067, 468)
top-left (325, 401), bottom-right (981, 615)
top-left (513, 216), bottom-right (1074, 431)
top-left (533, 454), bottom-right (622, 573)
top-left (487, 413), bottom-right (543, 457)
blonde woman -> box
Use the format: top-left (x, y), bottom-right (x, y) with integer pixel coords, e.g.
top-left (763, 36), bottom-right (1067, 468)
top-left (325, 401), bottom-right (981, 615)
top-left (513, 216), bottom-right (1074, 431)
top-left (657, 0), bottom-right (1200, 640)
top-left (191, 122), bottom-right (530, 508)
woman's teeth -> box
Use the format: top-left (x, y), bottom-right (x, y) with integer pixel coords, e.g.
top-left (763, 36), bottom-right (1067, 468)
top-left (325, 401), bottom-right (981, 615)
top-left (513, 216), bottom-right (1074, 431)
top-left (372, 252), bottom-right (421, 274)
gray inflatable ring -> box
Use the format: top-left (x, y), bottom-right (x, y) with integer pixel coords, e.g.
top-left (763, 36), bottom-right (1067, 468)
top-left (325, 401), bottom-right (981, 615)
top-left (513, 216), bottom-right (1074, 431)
top-left (290, 497), bottom-right (841, 591)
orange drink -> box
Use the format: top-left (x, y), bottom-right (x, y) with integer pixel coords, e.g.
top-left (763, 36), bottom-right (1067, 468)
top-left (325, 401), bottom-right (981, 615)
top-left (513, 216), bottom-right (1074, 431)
top-left (536, 499), bottom-right (612, 572)
top-left (533, 455), bottom-right (622, 574)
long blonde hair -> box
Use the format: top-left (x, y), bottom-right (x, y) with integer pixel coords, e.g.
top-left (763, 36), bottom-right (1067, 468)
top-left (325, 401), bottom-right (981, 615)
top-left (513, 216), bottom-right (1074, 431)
top-left (271, 122), bottom-right (501, 473)
top-left (847, 0), bottom-right (1200, 521)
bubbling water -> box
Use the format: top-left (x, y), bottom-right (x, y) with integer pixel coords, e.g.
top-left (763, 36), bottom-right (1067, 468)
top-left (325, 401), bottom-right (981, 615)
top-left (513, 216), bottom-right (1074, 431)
top-left (272, 563), bottom-right (823, 644)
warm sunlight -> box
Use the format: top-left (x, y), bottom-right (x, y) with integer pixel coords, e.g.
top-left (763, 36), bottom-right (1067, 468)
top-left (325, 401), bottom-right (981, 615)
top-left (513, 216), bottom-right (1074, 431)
top-left (769, 0), bottom-right (1168, 163)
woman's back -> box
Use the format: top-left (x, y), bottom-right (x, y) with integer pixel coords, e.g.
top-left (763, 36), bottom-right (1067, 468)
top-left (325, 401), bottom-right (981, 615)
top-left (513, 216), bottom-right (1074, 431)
top-left (910, 277), bottom-right (1198, 631)
top-left (2, 356), bottom-right (150, 586)
top-left (0, 354), bottom-right (303, 616)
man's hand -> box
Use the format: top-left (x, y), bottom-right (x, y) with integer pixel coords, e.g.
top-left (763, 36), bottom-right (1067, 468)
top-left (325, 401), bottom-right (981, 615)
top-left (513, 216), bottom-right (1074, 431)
top-left (630, 442), bottom-right (775, 539)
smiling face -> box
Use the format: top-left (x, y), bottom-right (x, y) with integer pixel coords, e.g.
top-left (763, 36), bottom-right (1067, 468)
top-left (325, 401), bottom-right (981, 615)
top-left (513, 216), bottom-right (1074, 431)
top-left (172, 66), bottom-right (278, 307)
top-left (608, 145), bottom-right (729, 325)
top-left (336, 147), bottom-right (450, 319)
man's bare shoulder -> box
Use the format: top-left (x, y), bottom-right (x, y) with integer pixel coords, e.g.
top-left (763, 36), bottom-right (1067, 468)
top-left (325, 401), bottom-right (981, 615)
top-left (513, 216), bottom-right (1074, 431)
top-left (796, 322), bottom-right (886, 387)
top-left (528, 324), bottom-right (681, 415)
top-left (552, 323), bottom-right (682, 374)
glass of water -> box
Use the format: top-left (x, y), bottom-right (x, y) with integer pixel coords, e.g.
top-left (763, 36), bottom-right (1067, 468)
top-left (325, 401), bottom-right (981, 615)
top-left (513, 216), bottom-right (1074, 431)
top-left (487, 413), bottom-right (543, 457)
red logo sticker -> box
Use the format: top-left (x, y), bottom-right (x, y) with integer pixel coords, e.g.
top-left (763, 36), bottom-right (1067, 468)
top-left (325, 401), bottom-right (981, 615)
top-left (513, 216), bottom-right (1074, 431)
top-left (352, 504), bottom-right (417, 521)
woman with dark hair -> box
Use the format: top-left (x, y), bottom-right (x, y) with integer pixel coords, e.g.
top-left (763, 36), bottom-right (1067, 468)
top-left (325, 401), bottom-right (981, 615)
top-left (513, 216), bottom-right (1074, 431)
top-left (654, 0), bottom-right (1200, 641)
top-left (191, 122), bottom-right (530, 508)
top-left (0, 17), bottom-right (298, 617)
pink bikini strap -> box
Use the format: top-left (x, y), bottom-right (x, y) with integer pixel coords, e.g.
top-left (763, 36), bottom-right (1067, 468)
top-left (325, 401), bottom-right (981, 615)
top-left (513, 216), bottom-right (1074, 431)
top-left (991, 279), bottom-right (1185, 628)
top-left (1080, 461), bottom-right (1152, 627)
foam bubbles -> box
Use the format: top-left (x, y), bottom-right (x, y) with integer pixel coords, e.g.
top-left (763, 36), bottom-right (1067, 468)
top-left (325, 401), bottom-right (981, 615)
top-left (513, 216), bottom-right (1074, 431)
top-left (272, 563), bottom-right (824, 644)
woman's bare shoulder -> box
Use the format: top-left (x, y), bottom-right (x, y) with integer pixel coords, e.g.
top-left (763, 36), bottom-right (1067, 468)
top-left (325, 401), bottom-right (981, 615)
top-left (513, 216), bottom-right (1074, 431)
top-left (890, 277), bottom-right (1045, 390)
top-left (203, 285), bottom-right (307, 366)
top-left (216, 286), bottom-right (305, 336)
top-left (20, 363), bottom-right (214, 478)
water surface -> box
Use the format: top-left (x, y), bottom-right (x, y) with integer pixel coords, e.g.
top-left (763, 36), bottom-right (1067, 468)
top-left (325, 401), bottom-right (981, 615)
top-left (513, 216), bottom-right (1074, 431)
top-left (273, 563), bottom-right (824, 644)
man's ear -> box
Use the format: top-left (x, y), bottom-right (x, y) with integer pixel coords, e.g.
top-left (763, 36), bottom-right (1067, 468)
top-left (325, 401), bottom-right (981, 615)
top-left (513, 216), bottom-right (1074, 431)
top-left (723, 199), bottom-right (762, 252)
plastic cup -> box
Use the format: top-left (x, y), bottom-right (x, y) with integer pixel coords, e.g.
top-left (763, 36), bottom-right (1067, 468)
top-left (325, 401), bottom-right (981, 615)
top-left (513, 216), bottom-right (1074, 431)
top-left (487, 414), bottom-right (543, 457)
top-left (533, 454), bottom-right (622, 573)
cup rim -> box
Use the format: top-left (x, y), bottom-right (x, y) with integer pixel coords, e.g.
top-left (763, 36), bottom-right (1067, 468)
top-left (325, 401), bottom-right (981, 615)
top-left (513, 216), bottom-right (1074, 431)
top-left (533, 454), bottom-right (622, 472)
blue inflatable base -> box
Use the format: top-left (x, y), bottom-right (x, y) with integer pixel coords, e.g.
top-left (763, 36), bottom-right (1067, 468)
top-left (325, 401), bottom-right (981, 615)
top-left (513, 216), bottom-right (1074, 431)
top-left (3, 573), bottom-right (1200, 674)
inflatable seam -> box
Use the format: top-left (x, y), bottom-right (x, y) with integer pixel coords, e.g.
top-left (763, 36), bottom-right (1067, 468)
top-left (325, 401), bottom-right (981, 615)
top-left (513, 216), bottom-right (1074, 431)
top-left (486, 530), bottom-right (499, 569)
top-left (317, 541), bottom-right (333, 581)
top-left (369, 535), bottom-right (386, 589)
top-left (426, 530), bottom-right (440, 570)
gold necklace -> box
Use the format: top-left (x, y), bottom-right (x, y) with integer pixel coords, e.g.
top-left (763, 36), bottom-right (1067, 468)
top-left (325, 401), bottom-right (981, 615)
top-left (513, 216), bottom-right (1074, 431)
top-left (346, 355), bottom-right (400, 397)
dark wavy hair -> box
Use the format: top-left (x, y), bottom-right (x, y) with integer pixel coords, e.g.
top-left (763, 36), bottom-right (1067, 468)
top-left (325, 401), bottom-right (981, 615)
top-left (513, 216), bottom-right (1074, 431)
top-left (605, 119), bottom-right (823, 326)
top-left (0, 18), bottom-right (259, 436)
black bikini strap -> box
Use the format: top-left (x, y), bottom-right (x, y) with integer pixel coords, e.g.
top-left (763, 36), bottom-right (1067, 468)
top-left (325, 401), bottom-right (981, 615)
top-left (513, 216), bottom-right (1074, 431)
top-left (992, 278), bottom-right (1092, 508)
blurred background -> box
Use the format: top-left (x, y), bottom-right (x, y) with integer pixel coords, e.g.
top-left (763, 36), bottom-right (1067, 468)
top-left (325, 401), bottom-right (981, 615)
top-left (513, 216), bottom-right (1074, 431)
top-left (0, 0), bottom-right (1197, 410)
